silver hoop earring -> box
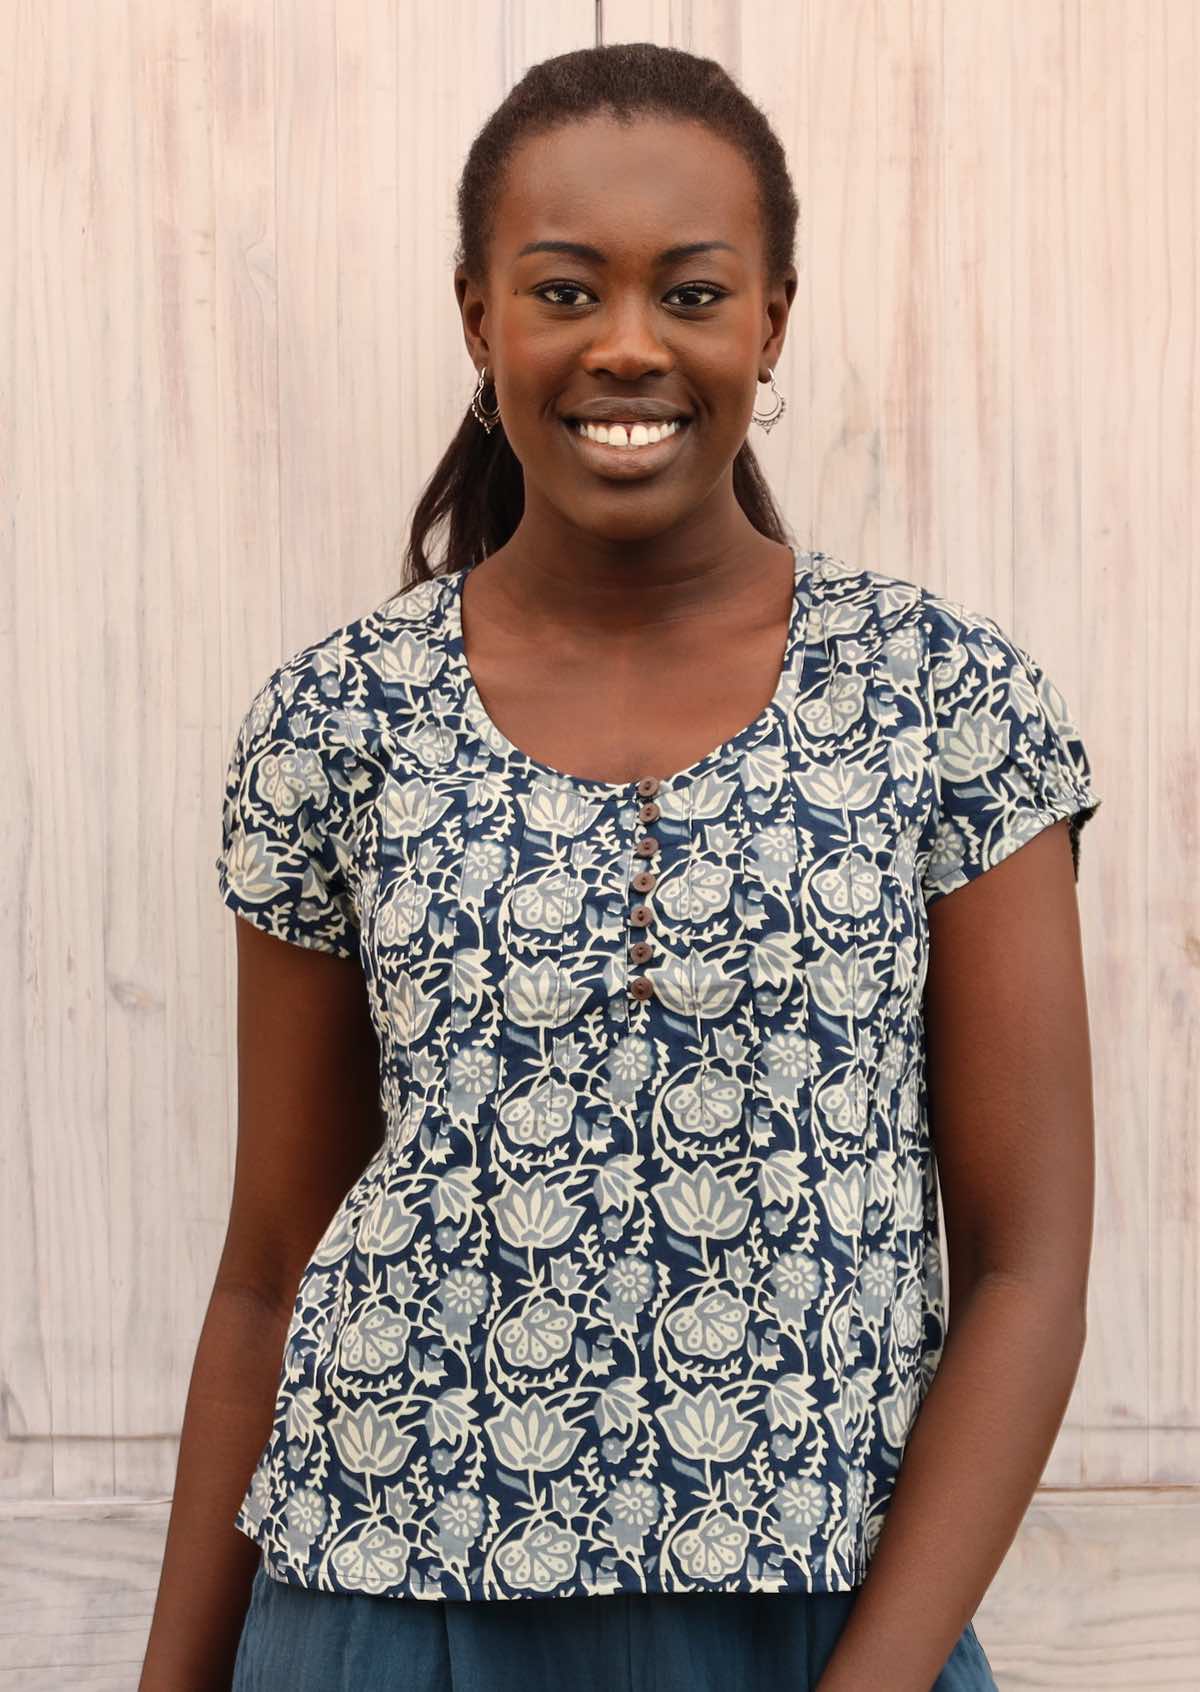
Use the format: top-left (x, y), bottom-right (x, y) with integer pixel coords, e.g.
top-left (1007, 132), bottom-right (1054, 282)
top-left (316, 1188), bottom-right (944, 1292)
top-left (751, 367), bottom-right (786, 433)
top-left (471, 365), bottom-right (502, 432)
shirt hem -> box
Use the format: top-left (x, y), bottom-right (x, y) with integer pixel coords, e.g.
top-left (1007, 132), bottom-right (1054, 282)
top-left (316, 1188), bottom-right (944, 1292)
top-left (234, 1509), bottom-right (871, 1603)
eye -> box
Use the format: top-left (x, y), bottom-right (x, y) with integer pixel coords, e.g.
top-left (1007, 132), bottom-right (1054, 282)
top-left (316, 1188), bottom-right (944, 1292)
top-left (533, 281), bottom-right (727, 309)
top-left (669, 282), bottom-right (726, 308)
top-left (534, 282), bottom-right (592, 308)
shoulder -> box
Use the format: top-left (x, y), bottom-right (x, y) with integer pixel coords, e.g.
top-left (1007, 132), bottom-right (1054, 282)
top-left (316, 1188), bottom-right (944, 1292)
top-left (912, 585), bottom-right (1079, 743)
top-left (807, 552), bottom-right (1044, 684)
top-left (916, 582), bottom-right (1031, 670)
top-left (247, 574), bottom-right (455, 755)
top-left (805, 550), bottom-right (926, 639)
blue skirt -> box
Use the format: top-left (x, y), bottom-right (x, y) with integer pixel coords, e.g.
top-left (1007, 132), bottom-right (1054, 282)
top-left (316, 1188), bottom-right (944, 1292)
top-left (232, 1563), bottom-right (999, 1691)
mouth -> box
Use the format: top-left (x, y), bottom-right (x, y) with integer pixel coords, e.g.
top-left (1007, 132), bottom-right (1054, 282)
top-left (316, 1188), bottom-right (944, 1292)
top-left (560, 415), bottom-right (692, 478)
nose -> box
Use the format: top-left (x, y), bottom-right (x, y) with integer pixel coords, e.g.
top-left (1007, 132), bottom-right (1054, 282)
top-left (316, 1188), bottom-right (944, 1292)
top-left (577, 298), bottom-right (674, 380)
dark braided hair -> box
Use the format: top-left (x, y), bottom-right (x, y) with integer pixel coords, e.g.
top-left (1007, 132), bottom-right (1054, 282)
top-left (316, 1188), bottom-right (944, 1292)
top-left (403, 42), bottom-right (801, 585)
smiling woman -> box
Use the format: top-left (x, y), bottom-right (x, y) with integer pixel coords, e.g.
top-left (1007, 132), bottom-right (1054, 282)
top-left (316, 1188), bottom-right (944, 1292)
top-left (450, 115), bottom-right (786, 530)
top-left (132, 36), bottom-right (1107, 1692)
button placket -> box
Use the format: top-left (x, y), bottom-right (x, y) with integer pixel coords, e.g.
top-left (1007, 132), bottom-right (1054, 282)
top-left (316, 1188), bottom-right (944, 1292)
top-left (627, 778), bottom-right (662, 1000)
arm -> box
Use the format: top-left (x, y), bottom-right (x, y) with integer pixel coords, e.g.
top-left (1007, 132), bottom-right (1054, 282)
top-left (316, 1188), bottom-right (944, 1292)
top-left (138, 917), bottom-right (384, 1692)
top-left (815, 817), bottom-right (1095, 1692)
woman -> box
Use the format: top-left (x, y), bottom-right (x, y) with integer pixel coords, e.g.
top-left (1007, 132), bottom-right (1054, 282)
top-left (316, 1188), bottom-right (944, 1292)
top-left (140, 41), bottom-right (1100, 1692)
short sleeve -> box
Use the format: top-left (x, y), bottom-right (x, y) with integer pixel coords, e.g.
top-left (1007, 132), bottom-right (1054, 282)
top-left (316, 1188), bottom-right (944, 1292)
top-left (918, 595), bottom-right (1102, 907)
top-left (214, 666), bottom-right (361, 957)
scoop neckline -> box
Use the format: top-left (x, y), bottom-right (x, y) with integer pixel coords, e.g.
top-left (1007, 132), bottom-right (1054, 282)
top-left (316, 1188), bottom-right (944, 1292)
top-left (440, 542), bottom-right (813, 797)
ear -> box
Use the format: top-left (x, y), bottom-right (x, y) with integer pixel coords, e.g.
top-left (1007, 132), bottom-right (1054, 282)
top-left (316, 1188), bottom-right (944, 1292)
top-left (760, 265), bottom-right (798, 368)
top-left (454, 264), bottom-right (490, 366)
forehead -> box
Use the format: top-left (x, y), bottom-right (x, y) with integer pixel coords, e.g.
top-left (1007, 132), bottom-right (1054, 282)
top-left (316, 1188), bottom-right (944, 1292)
top-left (494, 114), bottom-right (760, 262)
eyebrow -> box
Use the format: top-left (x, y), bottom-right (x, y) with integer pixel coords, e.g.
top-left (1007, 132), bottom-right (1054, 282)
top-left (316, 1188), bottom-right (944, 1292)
top-left (514, 239), bottom-right (739, 265)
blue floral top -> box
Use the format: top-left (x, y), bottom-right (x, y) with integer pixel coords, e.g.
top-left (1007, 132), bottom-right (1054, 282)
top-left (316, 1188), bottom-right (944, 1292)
top-left (214, 546), bottom-right (1101, 1602)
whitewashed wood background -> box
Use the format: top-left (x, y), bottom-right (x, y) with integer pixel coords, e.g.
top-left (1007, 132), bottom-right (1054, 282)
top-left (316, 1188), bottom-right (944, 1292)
top-left (2, 0), bottom-right (1196, 1685)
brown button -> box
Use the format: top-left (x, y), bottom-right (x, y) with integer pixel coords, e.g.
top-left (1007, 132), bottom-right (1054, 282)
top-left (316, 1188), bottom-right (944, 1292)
top-left (635, 777), bottom-right (660, 797)
top-left (629, 903), bottom-right (653, 927)
top-left (638, 800), bottom-right (661, 825)
top-left (633, 835), bottom-right (660, 858)
top-left (631, 869), bottom-right (657, 893)
top-left (629, 940), bottom-right (653, 964)
top-left (629, 976), bottom-right (654, 1001)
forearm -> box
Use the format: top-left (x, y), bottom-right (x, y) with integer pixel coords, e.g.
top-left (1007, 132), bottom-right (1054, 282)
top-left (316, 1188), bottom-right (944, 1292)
top-left (815, 1274), bottom-right (1086, 1692)
top-left (138, 1283), bottom-right (291, 1692)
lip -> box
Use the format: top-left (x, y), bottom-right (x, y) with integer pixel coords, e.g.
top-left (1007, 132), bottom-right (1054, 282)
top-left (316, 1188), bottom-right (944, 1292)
top-left (561, 417), bottom-right (691, 480)
top-left (562, 400), bottom-right (692, 424)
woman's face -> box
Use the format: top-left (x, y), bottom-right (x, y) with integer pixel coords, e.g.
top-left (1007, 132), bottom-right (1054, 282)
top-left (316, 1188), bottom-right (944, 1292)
top-left (455, 113), bottom-right (796, 537)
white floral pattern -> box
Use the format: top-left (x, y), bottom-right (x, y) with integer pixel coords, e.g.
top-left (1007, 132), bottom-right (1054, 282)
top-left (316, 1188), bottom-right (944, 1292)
top-left (214, 548), bottom-right (1101, 1601)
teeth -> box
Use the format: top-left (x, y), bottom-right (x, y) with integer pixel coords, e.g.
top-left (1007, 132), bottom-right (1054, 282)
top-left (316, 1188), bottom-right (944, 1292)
top-left (570, 418), bottom-right (683, 448)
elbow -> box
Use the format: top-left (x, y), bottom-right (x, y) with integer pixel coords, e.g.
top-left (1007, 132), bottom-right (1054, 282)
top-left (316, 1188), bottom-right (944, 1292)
top-left (969, 1267), bottom-right (1089, 1347)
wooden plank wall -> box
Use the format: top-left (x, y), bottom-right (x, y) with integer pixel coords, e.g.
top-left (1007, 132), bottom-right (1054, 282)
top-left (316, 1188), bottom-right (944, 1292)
top-left (2, 1), bottom-right (1196, 1685)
